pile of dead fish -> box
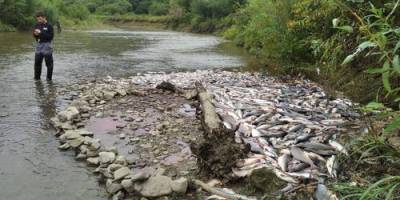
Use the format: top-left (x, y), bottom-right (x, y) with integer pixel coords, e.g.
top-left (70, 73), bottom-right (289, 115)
top-left (129, 70), bottom-right (360, 198)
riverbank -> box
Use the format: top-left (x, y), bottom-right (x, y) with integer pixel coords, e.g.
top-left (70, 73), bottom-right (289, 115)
top-left (51, 70), bottom-right (362, 199)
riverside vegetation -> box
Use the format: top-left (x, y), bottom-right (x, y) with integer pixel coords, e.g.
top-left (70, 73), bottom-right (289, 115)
top-left (1, 0), bottom-right (400, 199)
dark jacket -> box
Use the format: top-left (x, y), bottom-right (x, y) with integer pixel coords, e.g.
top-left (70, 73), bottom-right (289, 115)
top-left (33, 23), bottom-right (54, 43)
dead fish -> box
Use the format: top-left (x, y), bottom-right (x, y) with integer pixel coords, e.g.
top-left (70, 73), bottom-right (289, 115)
top-left (297, 142), bottom-right (335, 151)
top-left (304, 151), bottom-right (326, 163)
top-left (258, 129), bottom-right (287, 138)
top-left (232, 164), bottom-right (267, 177)
top-left (242, 138), bottom-right (264, 154)
top-left (315, 183), bottom-right (339, 200)
top-left (288, 124), bottom-right (305, 132)
top-left (238, 123), bottom-right (253, 137)
top-left (320, 119), bottom-right (344, 126)
top-left (277, 154), bottom-right (291, 172)
top-left (236, 158), bottom-right (265, 168)
top-left (273, 168), bottom-right (299, 184)
top-left (329, 140), bottom-right (348, 156)
top-left (290, 146), bottom-right (317, 168)
top-left (326, 155), bottom-right (338, 179)
top-left (288, 162), bottom-right (309, 172)
top-left (287, 172), bottom-right (318, 180)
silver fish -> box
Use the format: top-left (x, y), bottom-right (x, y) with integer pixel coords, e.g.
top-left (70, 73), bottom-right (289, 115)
top-left (277, 154), bottom-right (291, 172)
top-left (329, 140), bottom-right (349, 156)
top-left (290, 146), bottom-right (317, 168)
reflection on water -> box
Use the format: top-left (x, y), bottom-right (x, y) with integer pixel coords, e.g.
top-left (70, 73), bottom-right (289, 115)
top-left (0, 28), bottom-right (252, 199)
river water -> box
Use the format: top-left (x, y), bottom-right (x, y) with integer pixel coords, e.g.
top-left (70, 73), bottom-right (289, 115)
top-left (0, 29), bottom-right (247, 199)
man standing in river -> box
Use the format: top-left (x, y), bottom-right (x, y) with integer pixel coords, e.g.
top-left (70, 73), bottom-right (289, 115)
top-left (33, 11), bottom-right (54, 81)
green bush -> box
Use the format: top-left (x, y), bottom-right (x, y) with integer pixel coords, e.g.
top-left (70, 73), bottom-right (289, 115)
top-left (149, 1), bottom-right (169, 16)
top-left (97, 0), bottom-right (132, 15)
top-left (65, 3), bottom-right (90, 20)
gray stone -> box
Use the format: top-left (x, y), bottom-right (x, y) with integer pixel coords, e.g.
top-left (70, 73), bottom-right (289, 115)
top-left (106, 179), bottom-right (123, 194)
top-left (121, 179), bottom-right (135, 193)
top-left (130, 169), bottom-right (151, 182)
top-left (58, 106), bottom-right (80, 122)
top-left (114, 167), bottom-right (132, 180)
top-left (108, 164), bottom-right (123, 172)
top-left (87, 157), bottom-right (100, 166)
top-left (67, 137), bottom-right (84, 148)
top-left (58, 143), bottom-right (70, 150)
top-left (99, 152), bottom-right (116, 164)
top-left (171, 177), bottom-right (188, 194)
top-left (112, 191), bottom-right (125, 200)
top-left (114, 156), bottom-right (127, 166)
top-left (76, 153), bottom-right (87, 160)
top-left (136, 175), bottom-right (173, 198)
top-left (104, 91), bottom-right (117, 100)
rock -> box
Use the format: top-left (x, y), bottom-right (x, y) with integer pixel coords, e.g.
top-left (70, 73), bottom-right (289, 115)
top-left (156, 82), bottom-right (176, 93)
top-left (115, 88), bottom-right (127, 96)
top-left (58, 143), bottom-right (70, 150)
top-left (121, 179), bottom-right (135, 193)
top-left (67, 137), bottom-right (84, 148)
top-left (106, 179), bottom-right (123, 194)
top-left (183, 89), bottom-right (198, 100)
top-left (76, 153), bottom-right (87, 160)
top-left (171, 177), bottom-right (188, 194)
top-left (114, 155), bottom-right (127, 166)
top-left (99, 152), bottom-right (116, 164)
top-left (114, 167), bottom-right (132, 180)
top-left (119, 133), bottom-right (126, 139)
top-left (135, 175), bottom-right (173, 198)
top-left (104, 91), bottom-right (117, 100)
top-left (87, 157), bottom-right (100, 166)
top-left (89, 141), bottom-right (101, 151)
top-left (112, 191), bottom-right (125, 200)
top-left (108, 164), bottom-right (123, 172)
top-left (129, 169), bottom-right (151, 182)
top-left (58, 106), bottom-right (80, 122)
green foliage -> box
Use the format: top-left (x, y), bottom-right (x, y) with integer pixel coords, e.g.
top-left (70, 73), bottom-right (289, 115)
top-left (97, 0), bottom-right (132, 15)
top-left (148, 0), bottom-right (169, 16)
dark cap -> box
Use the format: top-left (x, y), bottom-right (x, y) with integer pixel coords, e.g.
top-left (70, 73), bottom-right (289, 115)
top-left (35, 11), bottom-right (46, 18)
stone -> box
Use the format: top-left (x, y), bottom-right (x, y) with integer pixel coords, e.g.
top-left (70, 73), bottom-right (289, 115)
top-left (60, 130), bottom-right (81, 141)
top-left (87, 157), bottom-right (100, 166)
top-left (86, 150), bottom-right (98, 157)
top-left (121, 179), bottom-right (135, 193)
top-left (76, 153), bottom-right (87, 160)
top-left (99, 152), bottom-right (116, 164)
top-left (58, 106), bottom-right (80, 122)
top-left (114, 155), bottom-right (127, 166)
top-left (171, 177), bottom-right (188, 194)
top-left (115, 88), bottom-right (127, 96)
top-left (108, 164), bottom-right (123, 172)
top-left (119, 133), bottom-right (126, 139)
top-left (106, 179), bottom-right (123, 194)
top-left (249, 167), bottom-right (286, 193)
top-left (112, 191), bottom-right (125, 200)
top-left (58, 143), bottom-right (70, 150)
top-left (135, 175), bottom-right (173, 198)
top-left (104, 91), bottom-right (117, 100)
top-left (67, 137), bottom-right (84, 148)
top-left (129, 169), bottom-right (151, 182)
top-left (156, 82), bottom-right (176, 93)
top-left (114, 167), bottom-right (132, 181)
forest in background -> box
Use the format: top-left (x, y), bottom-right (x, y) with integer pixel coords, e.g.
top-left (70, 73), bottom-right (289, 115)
top-left (1, 1), bottom-right (400, 198)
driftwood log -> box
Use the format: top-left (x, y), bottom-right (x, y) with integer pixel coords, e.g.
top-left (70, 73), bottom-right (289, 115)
top-left (192, 82), bottom-right (249, 180)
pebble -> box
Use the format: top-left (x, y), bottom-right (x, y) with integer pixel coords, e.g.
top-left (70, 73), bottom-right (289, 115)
top-left (99, 152), bottom-right (116, 164)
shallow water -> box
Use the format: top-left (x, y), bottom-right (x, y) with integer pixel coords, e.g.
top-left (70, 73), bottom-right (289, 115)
top-left (0, 28), bottom-right (247, 199)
